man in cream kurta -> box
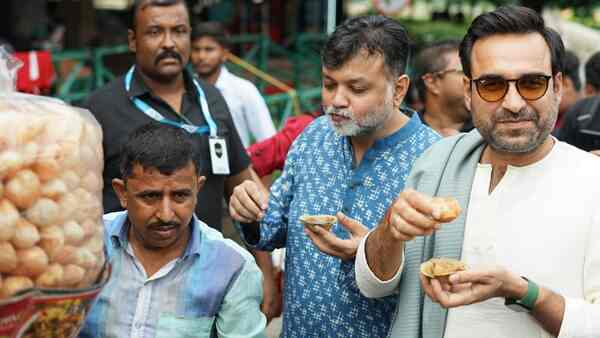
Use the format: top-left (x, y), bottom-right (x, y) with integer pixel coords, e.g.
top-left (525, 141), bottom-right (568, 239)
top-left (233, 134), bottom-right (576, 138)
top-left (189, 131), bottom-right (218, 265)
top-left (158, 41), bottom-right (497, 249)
top-left (354, 5), bottom-right (600, 338)
top-left (356, 135), bottom-right (600, 338)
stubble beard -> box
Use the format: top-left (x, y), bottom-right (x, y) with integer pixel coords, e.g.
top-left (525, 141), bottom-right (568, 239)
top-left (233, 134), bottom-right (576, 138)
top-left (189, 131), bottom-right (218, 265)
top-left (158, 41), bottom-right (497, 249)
top-left (325, 87), bottom-right (395, 137)
top-left (479, 106), bottom-right (556, 153)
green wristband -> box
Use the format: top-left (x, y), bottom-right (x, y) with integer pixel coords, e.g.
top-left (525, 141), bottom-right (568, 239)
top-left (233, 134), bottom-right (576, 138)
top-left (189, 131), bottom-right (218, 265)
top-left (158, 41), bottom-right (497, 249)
top-left (519, 277), bottom-right (540, 310)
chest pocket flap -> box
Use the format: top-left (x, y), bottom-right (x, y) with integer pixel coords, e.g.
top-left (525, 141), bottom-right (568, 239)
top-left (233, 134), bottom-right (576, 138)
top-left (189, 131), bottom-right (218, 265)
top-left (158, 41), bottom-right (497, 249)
top-left (156, 313), bottom-right (215, 338)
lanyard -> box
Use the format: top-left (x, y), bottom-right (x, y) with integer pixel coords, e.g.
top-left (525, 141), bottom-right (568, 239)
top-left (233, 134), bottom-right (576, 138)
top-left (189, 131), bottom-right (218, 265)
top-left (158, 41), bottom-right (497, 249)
top-left (124, 66), bottom-right (217, 137)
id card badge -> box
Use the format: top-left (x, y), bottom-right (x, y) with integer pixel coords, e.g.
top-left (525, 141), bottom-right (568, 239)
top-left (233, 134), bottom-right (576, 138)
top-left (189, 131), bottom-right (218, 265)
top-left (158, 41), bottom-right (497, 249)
top-left (209, 137), bottom-right (230, 175)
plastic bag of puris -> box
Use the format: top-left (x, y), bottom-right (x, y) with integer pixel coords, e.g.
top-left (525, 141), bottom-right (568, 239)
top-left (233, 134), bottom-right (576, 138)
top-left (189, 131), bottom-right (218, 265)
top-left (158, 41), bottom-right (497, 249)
top-left (0, 46), bottom-right (109, 338)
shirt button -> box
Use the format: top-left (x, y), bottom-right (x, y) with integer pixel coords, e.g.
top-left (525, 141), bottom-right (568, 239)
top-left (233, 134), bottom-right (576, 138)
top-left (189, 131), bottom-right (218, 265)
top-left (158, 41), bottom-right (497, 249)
top-left (342, 207), bottom-right (349, 213)
top-left (135, 322), bottom-right (142, 329)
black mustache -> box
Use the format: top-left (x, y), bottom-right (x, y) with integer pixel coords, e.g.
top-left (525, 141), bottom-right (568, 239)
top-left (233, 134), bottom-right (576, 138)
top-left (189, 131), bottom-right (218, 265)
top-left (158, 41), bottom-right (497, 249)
top-left (148, 221), bottom-right (180, 230)
top-left (155, 50), bottom-right (182, 65)
top-left (495, 109), bottom-right (537, 123)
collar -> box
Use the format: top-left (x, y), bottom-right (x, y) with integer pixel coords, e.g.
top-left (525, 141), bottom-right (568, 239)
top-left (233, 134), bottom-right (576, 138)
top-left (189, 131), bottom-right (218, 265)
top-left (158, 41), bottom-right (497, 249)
top-left (126, 66), bottom-right (197, 99)
top-left (370, 108), bottom-right (424, 150)
top-left (213, 65), bottom-right (229, 91)
top-left (419, 110), bottom-right (473, 133)
top-left (109, 212), bottom-right (203, 259)
top-left (417, 110), bottom-right (428, 126)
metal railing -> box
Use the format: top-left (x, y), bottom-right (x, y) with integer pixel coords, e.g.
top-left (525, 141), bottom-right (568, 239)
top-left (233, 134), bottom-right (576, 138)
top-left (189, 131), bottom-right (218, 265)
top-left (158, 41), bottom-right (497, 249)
top-left (49, 33), bottom-right (326, 124)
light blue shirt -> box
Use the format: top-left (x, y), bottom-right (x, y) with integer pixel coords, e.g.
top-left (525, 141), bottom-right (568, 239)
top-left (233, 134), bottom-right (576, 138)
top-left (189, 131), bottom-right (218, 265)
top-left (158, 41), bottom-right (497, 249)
top-left (79, 211), bottom-right (266, 338)
top-left (240, 113), bottom-right (440, 337)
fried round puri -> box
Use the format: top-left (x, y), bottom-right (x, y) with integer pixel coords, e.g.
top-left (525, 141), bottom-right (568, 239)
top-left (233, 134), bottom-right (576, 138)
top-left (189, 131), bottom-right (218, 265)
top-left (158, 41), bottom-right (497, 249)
top-left (431, 197), bottom-right (462, 223)
top-left (299, 214), bottom-right (337, 231)
top-left (420, 257), bottom-right (466, 278)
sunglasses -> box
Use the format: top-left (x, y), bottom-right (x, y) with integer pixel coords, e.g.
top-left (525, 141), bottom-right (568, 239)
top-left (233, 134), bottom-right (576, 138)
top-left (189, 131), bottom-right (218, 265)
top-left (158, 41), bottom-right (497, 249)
top-left (432, 68), bottom-right (464, 78)
top-left (471, 74), bottom-right (552, 102)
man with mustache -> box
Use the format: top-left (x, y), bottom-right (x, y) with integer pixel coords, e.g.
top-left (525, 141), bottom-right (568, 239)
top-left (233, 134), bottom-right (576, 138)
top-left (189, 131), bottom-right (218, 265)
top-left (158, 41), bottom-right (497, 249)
top-left (229, 16), bottom-right (440, 337)
top-left (82, 0), bottom-right (281, 322)
top-left (79, 123), bottom-right (266, 337)
top-left (355, 6), bottom-right (600, 338)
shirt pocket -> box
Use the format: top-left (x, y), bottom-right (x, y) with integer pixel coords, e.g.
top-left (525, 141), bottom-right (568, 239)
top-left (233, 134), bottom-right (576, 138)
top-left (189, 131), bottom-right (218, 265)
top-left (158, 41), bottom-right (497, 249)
top-left (155, 313), bottom-right (215, 338)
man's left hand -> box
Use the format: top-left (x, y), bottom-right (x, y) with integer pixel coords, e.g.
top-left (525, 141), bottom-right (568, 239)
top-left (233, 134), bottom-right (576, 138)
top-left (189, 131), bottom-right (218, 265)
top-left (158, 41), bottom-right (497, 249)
top-left (304, 212), bottom-right (369, 260)
top-left (591, 149), bottom-right (600, 157)
top-left (420, 266), bottom-right (528, 308)
top-left (260, 270), bottom-right (283, 323)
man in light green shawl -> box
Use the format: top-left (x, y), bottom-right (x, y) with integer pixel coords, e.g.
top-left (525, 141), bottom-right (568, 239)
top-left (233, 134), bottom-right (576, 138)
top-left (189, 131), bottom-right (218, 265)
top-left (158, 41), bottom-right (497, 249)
top-left (354, 5), bottom-right (600, 338)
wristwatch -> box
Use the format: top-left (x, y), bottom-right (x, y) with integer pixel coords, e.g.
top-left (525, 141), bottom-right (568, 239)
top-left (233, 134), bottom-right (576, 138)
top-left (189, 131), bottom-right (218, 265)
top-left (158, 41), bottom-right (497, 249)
top-left (505, 276), bottom-right (539, 312)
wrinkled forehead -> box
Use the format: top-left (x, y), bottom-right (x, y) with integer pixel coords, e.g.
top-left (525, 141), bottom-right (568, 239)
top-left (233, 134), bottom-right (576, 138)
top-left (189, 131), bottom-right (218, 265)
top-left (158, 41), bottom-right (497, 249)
top-left (125, 161), bottom-right (198, 181)
top-left (135, 2), bottom-right (189, 29)
top-left (470, 32), bottom-right (552, 79)
top-left (322, 50), bottom-right (388, 81)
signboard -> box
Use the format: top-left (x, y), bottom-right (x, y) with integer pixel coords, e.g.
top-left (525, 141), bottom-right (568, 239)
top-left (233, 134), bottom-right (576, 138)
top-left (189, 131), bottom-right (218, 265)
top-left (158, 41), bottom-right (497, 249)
top-left (93, 0), bottom-right (134, 10)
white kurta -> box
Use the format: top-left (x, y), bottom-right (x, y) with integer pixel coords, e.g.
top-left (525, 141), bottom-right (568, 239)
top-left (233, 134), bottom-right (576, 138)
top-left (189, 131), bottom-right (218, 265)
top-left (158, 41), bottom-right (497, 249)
top-left (214, 66), bottom-right (276, 147)
top-left (444, 141), bottom-right (600, 338)
top-left (356, 141), bottom-right (600, 338)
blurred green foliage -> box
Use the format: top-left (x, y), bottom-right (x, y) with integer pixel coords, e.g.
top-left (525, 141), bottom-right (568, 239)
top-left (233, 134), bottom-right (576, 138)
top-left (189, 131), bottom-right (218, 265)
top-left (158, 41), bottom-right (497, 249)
top-left (400, 19), bottom-right (468, 47)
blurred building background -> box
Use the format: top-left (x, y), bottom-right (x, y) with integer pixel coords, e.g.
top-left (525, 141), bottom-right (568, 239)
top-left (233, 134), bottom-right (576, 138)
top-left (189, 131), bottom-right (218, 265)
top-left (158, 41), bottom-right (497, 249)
top-left (2, 0), bottom-right (600, 125)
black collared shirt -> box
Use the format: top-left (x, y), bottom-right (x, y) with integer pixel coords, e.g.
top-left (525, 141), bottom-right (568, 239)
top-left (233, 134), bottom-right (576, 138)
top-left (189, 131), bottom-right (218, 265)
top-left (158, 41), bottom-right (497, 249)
top-left (557, 96), bottom-right (600, 151)
top-left (417, 110), bottom-right (474, 133)
top-left (82, 67), bottom-right (250, 231)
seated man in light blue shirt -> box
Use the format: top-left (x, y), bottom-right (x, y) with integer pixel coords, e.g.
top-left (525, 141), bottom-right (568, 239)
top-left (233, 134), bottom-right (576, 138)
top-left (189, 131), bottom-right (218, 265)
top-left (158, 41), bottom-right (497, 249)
top-left (79, 122), bottom-right (266, 338)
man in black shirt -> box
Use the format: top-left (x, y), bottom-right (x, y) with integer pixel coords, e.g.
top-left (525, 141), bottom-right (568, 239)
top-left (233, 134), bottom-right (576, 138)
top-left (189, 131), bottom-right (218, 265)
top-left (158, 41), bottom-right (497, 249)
top-left (556, 96), bottom-right (600, 155)
top-left (556, 50), bottom-right (582, 129)
top-left (556, 51), bottom-right (600, 155)
top-left (83, 0), bottom-right (281, 321)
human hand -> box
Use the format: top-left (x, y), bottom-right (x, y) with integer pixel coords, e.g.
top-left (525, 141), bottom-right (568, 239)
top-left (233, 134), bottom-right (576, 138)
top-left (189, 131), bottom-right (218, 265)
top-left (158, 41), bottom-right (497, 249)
top-left (260, 270), bottom-right (283, 323)
top-left (383, 189), bottom-right (460, 242)
top-left (304, 212), bottom-right (369, 260)
top-left (229, 180), bottom-right (268, 223)
top-left (420, 266), bottom-right (528, 308)
top-left (590, 149), bottom-right (600, 157)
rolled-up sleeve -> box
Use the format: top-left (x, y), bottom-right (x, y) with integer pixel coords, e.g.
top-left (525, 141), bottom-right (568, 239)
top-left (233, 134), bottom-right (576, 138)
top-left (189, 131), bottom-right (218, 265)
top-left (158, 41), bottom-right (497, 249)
top-left (216, 261), bottom-right (267, 338)
top-left (355, 230), bottom-right (404, 298)
top-left (557, 208), bottom-right (600, 338)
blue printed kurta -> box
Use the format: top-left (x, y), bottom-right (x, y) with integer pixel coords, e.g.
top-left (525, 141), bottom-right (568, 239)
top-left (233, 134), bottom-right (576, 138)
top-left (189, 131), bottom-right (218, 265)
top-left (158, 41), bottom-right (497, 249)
top-left (245, 113), bottom-right (440, 337)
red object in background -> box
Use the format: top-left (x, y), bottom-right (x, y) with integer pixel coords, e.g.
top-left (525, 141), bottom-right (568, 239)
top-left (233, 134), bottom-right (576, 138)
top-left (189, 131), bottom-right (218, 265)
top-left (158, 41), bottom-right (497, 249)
top-left (13, 51), bottom-right (55, 95)
top-left (248, 113), bottom-right (318, 177)
top-left (262, 83), bottom-right (294, 96)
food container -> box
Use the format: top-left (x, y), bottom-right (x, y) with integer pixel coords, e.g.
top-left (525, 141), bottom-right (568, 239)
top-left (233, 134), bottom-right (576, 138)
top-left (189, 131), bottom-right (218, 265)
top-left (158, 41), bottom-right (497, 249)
top-left (299, 214), bottom-right (337, 231)
top-left (420, 257), bottom-right (466, 279)
top-left (0, 46), bottom-right (109, 338)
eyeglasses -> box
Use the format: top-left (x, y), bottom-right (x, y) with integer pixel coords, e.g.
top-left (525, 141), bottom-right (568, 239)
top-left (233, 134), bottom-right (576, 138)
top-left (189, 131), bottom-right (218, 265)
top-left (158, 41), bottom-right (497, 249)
top-left (471, 74), bottom-right (552, 103)
top-left (431, 68), bottom-right (464, 78)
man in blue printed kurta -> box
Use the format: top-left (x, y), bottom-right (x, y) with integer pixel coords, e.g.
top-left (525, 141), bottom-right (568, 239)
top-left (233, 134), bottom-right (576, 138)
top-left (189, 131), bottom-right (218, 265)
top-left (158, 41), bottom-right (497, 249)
top-left (229, 15), bottom-right (440, 337)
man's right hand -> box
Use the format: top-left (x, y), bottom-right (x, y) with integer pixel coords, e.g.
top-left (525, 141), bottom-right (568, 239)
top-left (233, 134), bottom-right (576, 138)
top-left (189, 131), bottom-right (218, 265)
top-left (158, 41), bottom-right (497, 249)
top-left (229, 180), bottom-right (269, 223)
top-left (381, 188), bottom-right (442, 241)
top-left (591, 149), bottom-right (600, 157)
top-left (365, 189), bottom-right (453, 280)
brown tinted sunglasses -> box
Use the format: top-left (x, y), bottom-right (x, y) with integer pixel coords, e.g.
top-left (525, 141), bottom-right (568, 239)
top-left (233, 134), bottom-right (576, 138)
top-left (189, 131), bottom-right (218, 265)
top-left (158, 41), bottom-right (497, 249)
top-left (471, 74), bottom-right (552, 102)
